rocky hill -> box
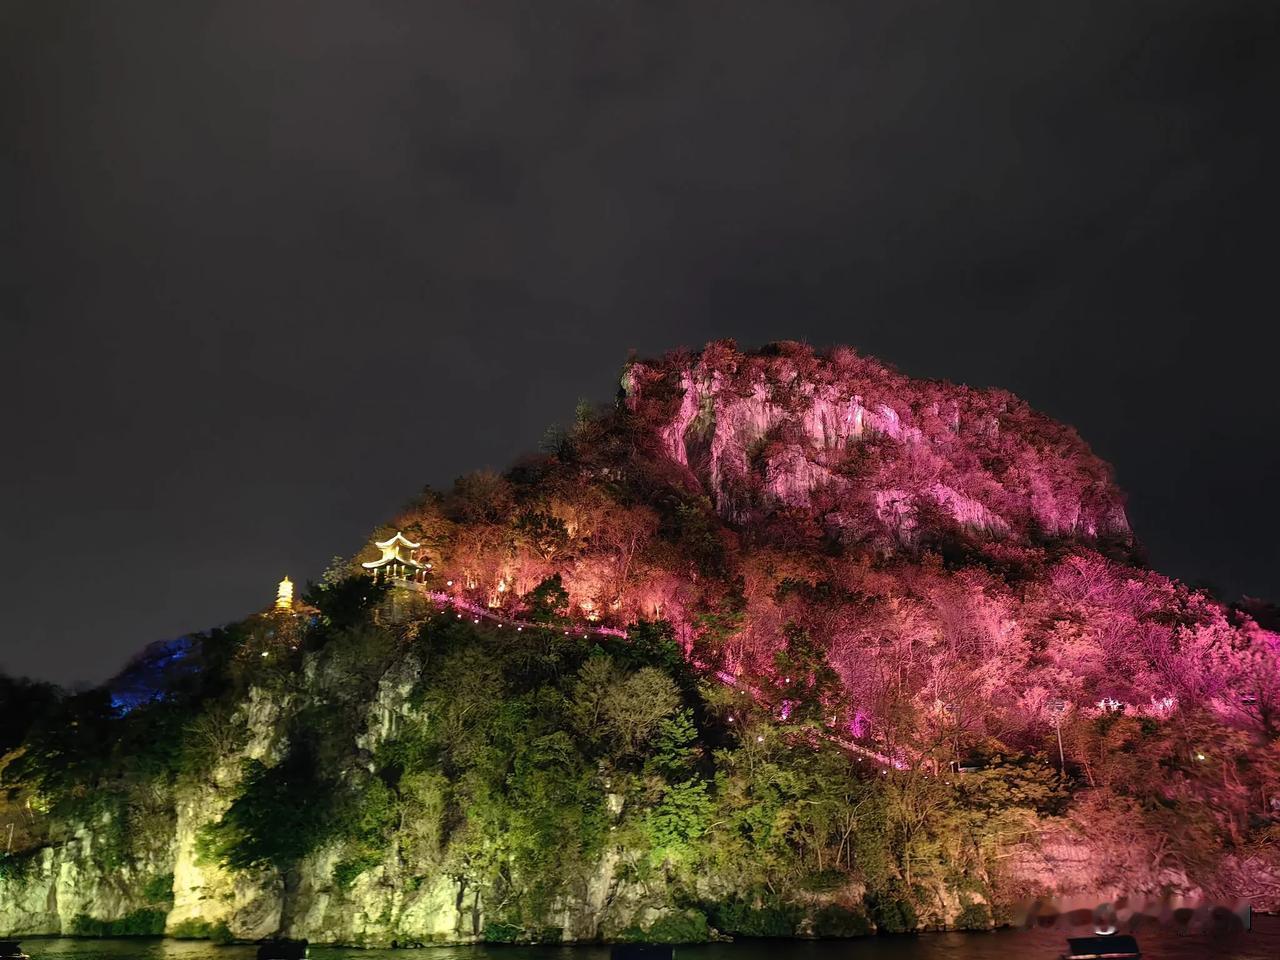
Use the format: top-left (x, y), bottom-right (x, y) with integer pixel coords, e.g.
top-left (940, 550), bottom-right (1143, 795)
top-left (2, 340), bottom-right (1277, 946)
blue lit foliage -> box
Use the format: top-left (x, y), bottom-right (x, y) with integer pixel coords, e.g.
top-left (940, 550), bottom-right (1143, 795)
top-left (108, 636), bottom-right (195, 715)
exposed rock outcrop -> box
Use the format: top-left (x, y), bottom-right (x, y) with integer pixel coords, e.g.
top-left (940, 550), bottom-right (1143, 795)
top-left (624, 341), bottom-right (1129, 543)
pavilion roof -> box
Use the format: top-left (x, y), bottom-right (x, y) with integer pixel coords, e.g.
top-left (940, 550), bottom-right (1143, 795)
top-left (362, 555), bottom-right (426, 569)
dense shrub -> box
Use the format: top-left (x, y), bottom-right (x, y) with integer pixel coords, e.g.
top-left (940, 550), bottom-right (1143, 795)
top-left (799, 868), bottom-right (852, 892)
top-left (0, 849), bottom-right (41, 883)
top-left (812, 904), bottom-right (872, 938)
top-left (621, 910), bottom-right (711, 944)
top-left (333, 853), bottom-right (382, 890)
top-left (706, 896), bottom-right (802, 937)
top-left (196, 746), bottom-right (339, 871)
top-left (482, 921), bottom-right (522, 943)
top-left (141, 872), bottom-right (174, 904)
top-left (169, 918), bottom-right (234, 943)
top-left (865, 884), bottom-right (917, 934)
top-left (954, 897), bottom-right (993, 930)
top-left (70, 909), bottom-right (167, 937)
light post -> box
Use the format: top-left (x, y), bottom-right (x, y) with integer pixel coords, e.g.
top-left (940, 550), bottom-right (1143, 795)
top-left (1049, 700), bottom-right (1067, 771)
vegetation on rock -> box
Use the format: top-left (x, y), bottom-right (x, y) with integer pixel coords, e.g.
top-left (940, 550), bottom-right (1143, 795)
top-left (1, 340), bottom-right (1278, 945)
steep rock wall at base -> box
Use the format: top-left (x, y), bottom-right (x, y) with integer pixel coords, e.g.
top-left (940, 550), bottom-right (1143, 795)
top-left (0, 656), bottom-right (1226, 947)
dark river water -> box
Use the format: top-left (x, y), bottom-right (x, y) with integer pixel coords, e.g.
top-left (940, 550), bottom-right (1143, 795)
top-left (9, 917), bottom-right (1280, 960)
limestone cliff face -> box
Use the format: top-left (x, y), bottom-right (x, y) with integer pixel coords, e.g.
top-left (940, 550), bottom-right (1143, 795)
top-left (623, 342), bottom-right (1129, 544)
top-left (1, 663), bottom-right (461, 945)
top-left (165, 685), bottom-right (292, 942)
top-left (0, 814), bottom-right (175, 936)
top-left (0, 643), bottom-right (1082, 946)
top-left (0, 688), bottom-right (646, 942)
top-left (1, 759), bottom-right (1214, 946)
top-left (0, 654), bottom-right (752, 946)
top-left (0, 643), bottom-right (1219, 946)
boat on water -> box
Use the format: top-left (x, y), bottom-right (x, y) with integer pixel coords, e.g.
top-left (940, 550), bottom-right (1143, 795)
top-left (1060, 934), bottom-right (1141, 959)
top-left (0, 941), bottom-right (29, 960)
top-left (256, 939), bottom-right (309, 960)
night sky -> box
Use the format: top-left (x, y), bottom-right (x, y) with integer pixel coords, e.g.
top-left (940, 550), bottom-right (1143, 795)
top-left (3, 2), bottom-right (1277, 687)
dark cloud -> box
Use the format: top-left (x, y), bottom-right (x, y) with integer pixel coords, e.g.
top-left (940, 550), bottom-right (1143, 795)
top-left (3, 1), bottom-right (1277, 684)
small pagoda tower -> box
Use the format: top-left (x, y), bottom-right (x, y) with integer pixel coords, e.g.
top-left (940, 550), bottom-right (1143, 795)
top-left (362, 531), bottom-right (429, 583)
top-left (251, 573), bottom-right (316, 657)
top-left (275, 576), bottom-right (295, 611)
